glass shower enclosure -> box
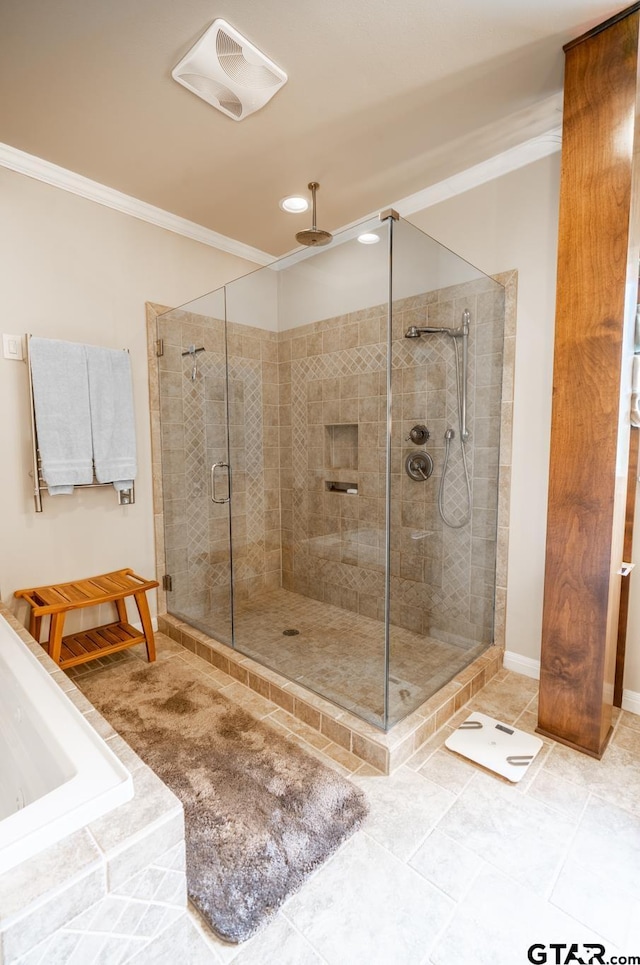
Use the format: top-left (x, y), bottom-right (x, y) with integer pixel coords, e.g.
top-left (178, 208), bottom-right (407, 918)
top-left (156, 214), bottom-right (505, 729)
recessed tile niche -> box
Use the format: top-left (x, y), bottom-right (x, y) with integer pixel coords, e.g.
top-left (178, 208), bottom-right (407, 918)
top-left (325, 423), bottom-right (358, 470)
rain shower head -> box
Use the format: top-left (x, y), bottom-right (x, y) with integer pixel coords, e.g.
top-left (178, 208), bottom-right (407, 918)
top-left (296, 226), bottom-right (333, 246)
top-left (295, 183), bottom-right (333, 247)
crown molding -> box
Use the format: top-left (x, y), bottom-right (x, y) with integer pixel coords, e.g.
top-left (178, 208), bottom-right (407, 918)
top-left (274, 125), bottom-right (563, 269)
top-left (0, 122), bottom-right (562, 270)
top-left (395, 127), bottom-right (563, 217)
top-left (0, 141), bottom-right (274, 266)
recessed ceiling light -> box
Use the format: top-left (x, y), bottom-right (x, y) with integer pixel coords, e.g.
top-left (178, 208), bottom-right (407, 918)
top-left (279, 196), bottom-right (309, 213)
top-left (357, 232), bottom-right (381, 244)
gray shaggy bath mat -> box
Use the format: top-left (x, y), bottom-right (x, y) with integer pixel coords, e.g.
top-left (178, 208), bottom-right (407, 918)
top-left (78, 656), bottom-right (368, 943)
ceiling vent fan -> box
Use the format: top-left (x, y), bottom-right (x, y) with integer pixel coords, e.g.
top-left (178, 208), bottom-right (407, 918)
top-left (171, 19), bottom-right (287, 121)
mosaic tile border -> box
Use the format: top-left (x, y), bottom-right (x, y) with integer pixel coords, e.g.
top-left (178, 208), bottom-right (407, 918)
top-left (158, 612), bottom-right (503, 774)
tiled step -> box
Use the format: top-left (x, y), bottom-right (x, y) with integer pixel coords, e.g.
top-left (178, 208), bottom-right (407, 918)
top-left (158, 613), bottom-right (503, 774)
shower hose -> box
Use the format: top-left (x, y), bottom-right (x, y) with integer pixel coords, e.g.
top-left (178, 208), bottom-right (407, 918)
top-left (438, 429), bottom-right (471, 529)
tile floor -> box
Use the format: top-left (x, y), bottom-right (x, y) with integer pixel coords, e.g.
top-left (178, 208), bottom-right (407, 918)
top-left (72, 635), bottom-right (640, 965)
top-left (172, 586), bottom-right (486, 727)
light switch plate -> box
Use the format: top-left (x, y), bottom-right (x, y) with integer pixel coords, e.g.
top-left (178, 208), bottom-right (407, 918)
top-left (3, 334), bottom-right (24, 360)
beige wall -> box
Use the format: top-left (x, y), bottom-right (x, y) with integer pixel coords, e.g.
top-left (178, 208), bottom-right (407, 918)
top-left (625, 481), bottom-right (640, 697)
top-left (409, 153), bottom-right (561, 673)
top-left (0, 166), bottom-right (258, 629)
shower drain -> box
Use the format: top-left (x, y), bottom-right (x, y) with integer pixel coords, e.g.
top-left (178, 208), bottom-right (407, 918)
top-left (282, 628), bottom-right (300, 636)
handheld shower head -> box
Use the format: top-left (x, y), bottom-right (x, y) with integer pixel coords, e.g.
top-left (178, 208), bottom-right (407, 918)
top-left (181, 344), bottom-right (205, 381)
top-left (404, 324), bottom-right (466, 338)
top-left (404, 309), bottom-right (471, 445)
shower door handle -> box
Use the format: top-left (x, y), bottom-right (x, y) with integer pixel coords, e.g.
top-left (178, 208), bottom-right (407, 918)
top-left (210, 463), bottom-right (230, 504)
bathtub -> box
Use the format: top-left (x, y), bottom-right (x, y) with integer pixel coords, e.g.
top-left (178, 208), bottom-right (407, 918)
top-left (0, 613), bottom-right (133, 875)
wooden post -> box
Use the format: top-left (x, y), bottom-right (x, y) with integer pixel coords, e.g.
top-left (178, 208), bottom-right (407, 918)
top-left (538, 4), bottom-right (640, 757)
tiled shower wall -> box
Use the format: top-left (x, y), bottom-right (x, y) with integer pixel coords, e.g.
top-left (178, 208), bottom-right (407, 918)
top-left (153, 274), bottom-right (506, 649)
top-left (280, 277), bottom-right (505, 647)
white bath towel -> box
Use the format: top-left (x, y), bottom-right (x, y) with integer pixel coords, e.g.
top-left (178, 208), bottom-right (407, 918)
top-left (632, 355), bottom-right (640, 428)
top-left (86, 346), bottom-right (137, 492)
top-left (29, 337), bottom-right (93, 495)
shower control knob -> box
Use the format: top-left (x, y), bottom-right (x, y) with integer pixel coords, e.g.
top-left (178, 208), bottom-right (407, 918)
top-left (405, 451), bottom-right (434, 481)
top-left (409, 424), bottom-right (430, 445)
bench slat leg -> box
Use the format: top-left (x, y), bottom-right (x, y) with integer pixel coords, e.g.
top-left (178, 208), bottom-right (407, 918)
top-left (29, 612), bottom-right (42, 643)
top-left (49, 612), bottom-right (65, 665)
top-left (114, 597), bottom-right (128, 624)
top-left (133, 590), bottom-right (156, 662)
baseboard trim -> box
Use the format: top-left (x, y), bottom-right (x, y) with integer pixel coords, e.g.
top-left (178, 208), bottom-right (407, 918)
top-left (503, 650), bottom-right (540, 679)
top-left (130, 617), bottom-right (159, 634)
top-left (503, 650), bottom-right (640, 717)
top-left (621, 689), bottom-right (640, 716)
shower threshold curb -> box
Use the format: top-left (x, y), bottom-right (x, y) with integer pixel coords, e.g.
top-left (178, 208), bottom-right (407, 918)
top-left (158, 613), bottom-right (503, 774)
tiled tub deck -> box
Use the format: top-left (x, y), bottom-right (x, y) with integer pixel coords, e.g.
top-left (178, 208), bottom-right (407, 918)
top-left (0, 605), bottom-right (189, 965)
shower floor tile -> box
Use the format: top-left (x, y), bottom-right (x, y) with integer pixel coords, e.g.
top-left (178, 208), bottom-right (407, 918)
top-left (176, 587), bottom-right (486, 727)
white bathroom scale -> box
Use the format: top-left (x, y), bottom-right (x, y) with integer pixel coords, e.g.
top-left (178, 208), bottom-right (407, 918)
top-left (445, 712), bottom-right (543, 783)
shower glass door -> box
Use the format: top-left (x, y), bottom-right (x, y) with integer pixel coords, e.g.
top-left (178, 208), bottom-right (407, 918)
top-left (156, 288), bottom-right (234, 645)
top-left (156, 213), bottom-right (506, 732)
top-left (387, 217), bottom-right (505, 725)
top-left (225, 218), bottom-right (392, 727)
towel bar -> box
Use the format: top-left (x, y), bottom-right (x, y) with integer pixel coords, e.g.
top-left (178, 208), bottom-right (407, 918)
top-left (26, 334), bottom-right (135, 512)
top-left (29, 458), bottom-right (135, 511)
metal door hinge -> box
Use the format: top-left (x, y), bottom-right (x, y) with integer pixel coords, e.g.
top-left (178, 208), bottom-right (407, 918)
top-left (156, 339), bottom-right (164, 357)
top-left (162, 574), bottom-right (173, 591)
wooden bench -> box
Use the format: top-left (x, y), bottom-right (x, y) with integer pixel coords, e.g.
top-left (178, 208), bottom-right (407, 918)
top-left (14, 569), bottom-right (159, 669)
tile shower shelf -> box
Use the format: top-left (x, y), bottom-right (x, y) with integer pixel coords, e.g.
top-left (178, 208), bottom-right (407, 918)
top-left (325, 423), bottom-right (358, 471)
top-left (325, 481), bottom-right (358, 493)
top-left (158, 612), bottom-right (503, 774)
